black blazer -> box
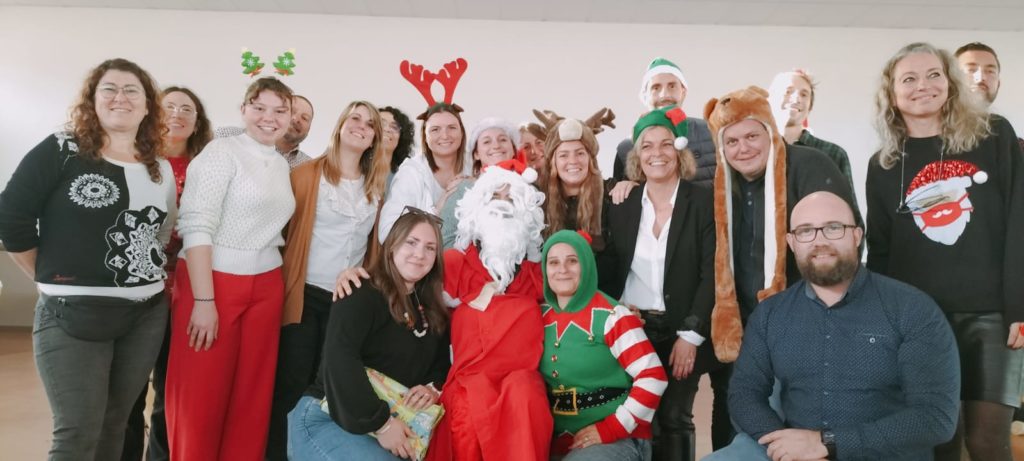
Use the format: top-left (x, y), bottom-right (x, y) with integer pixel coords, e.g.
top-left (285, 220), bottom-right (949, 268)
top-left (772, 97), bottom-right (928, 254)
top-left (598, 180), bottom-right (716, 337)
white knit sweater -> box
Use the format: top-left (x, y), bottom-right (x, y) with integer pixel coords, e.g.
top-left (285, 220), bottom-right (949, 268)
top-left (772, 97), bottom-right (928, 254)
top-left (177, 133), bottom-right (295, 275)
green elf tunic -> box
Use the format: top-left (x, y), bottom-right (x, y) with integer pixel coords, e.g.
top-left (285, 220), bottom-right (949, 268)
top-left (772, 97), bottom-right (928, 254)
top-left (540, 230), bottom-right (668, 455)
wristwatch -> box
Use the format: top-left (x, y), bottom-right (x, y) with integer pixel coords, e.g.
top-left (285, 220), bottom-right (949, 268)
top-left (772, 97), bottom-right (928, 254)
top-left (820, 429), bottom-right (837, 460)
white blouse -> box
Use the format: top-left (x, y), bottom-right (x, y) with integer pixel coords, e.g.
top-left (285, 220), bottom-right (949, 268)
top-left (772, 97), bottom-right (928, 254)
top-left (305, 175), bottom-right (378, 291)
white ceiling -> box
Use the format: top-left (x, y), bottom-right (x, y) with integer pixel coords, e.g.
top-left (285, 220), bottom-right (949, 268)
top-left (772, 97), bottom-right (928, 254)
top-left (4, 0), bottom-right (1024, 31)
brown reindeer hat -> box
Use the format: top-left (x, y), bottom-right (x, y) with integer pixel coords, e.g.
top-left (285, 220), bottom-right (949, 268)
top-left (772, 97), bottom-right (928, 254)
top-left (704, 86), bottom-right (788, 363)
top-left (534, 108), bottom-right (615, 161)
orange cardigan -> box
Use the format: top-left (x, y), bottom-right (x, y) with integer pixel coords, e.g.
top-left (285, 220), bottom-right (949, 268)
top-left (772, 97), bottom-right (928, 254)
top-left (280, 158), bottom-right (381, 325)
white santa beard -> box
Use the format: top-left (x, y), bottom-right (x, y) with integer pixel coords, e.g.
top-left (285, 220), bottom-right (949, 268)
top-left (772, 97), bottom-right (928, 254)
top-left (475, 210), bottom-right (532, 293)
top-left (915, 209), bottom-right (972, 246)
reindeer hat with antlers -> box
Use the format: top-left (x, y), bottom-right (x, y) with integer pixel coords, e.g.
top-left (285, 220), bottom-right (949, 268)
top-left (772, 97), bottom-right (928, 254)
top-left (534, 108), bottom-right (616, 164)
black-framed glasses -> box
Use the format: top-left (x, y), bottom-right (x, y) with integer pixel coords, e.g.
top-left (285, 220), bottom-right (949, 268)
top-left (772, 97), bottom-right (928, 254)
top-left (401, 205), bottom-right (443, 226)
top-left (789, 223), bottom-right (857, 243)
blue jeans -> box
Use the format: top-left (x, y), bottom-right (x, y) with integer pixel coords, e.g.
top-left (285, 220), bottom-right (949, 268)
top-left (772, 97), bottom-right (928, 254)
top-left (33, 292), bottom-right (168, 461)
top-left (288, 396), bottom-right (402, 461)
top-left (560, 438), bottom-right (651, 461)
top-left (700, 433), bottom-right (770, 461)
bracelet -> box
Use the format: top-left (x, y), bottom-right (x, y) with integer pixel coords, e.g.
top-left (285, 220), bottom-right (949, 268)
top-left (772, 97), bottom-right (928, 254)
top-left (375, 422), bottom-right (393, 436)
top-left (194, 297), bottom-right (215, 302)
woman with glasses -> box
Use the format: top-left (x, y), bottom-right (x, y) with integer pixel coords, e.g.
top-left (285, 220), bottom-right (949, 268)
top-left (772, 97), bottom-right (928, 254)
top-left (266, 101), bottom-right (391, 460)
top-left (866, 42), bottom-right (1024, 461)
top-left (0, 58), bottom-right (175, 460)
top-left (287, 210), bottom-right (450, 461)
top-left (379, 106), bottom-right (415, 184)
top-left (122, 86), bottom-right (213, 461)
top-left (165, 77), bottom-right (296, 461)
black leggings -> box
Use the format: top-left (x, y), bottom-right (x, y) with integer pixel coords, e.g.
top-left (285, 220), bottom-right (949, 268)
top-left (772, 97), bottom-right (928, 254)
top-left (934, 400), bottom-right (1014, 461)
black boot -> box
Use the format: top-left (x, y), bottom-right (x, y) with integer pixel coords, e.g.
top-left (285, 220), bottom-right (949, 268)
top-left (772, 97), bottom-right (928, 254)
top-left (654, 432), bottom-right (695, 461)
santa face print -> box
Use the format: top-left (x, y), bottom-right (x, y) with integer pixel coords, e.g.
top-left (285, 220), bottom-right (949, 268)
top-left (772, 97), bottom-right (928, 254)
top-left (95, 70), bottom-right (149, 135)
top-left (425, 111), bottom-right (463, 160)
top-left (339, 104), bottom-right (376, 153)
top-left (781, 74), bottom-right (812, 127)
top-left (553, 140), bottom-right (591, 193)
top-left (162, 91), bottom-right (198, 145)
top-left (393, 221), bottom-right (439, 290)
top-left (546, 243), bottom-right (582, 302)
top-left (722, 119), bottom-right (771, 182)
top-left (647, 73), bottom-right (686, 110)
top-left (893, 52), bottom-right (949, 122)
top-left (638, 126), bottom-right (680, 183)
top-left (473, 128), bottom-right (515, 168)
top-left (905, 161), bottom-right (986, 246)
top-left (241, 90), bottom-right (292, 146)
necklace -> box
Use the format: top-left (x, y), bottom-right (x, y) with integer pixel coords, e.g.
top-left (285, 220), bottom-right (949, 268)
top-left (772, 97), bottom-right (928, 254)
top-left (405, 291), bottom-right (429, 338)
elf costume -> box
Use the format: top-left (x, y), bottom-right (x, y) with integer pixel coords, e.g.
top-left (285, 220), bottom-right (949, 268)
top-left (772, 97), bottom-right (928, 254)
top-left (541, 230), bottom-right (667, 456)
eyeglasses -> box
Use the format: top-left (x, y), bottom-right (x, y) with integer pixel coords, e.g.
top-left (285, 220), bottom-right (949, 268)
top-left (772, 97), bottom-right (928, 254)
top-left (163, 104), bottom-right (197, 119)
top-left (401, 205), bottom-right (443, 226)
top-left (97, 84), bottom-right (144, 101)
top-left (789, 223), bottom-right (857, 243)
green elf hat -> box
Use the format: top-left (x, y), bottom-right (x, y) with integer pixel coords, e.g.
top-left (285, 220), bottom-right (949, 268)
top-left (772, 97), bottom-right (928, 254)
top-left (639, 57), bottom-right (688, 105)
top-left (632, 104), bottom-right (689, 150)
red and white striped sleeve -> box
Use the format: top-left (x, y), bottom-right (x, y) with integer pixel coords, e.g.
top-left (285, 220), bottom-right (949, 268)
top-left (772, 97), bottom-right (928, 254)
top-left (593, 304), bottom-right (668, 443)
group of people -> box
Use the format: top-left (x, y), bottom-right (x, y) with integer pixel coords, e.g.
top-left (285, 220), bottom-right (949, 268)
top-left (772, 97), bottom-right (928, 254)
top-left (0, 38), bottom-right (1020, 461)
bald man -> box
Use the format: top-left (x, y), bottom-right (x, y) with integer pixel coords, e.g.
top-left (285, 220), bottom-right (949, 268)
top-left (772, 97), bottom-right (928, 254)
top-left (704, 192), bottom-right (959, 461)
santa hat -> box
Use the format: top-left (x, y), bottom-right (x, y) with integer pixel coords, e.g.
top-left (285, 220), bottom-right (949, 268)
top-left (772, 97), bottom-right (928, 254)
top-left (632, 105), bottom-right (690, 150)
top-left (703, 86), bottom-right (788, 363)
top-left (639, 57), bottom-right (689, 107)
top-left (467, 117), bottom-right (521, 155)
top-left (907, 160), bottom-right (988, 197)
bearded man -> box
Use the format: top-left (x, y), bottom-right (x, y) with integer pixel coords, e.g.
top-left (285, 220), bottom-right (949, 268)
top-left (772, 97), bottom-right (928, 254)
top-left (425, 157), bottom-right (554, 461)
top-left (704, 192), bottom-right (960, 461)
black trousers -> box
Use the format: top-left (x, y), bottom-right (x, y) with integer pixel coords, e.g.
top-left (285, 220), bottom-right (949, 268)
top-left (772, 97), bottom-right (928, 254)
top-left (643, 313), bottom-right (734, 461)
top-left (121, 315), bottom-right (171, 461)
top-left (265, 284), bottom-right (334, 461)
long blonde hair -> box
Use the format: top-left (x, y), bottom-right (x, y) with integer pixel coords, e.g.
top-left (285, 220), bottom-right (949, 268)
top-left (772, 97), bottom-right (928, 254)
top-left (874, 42), bottom-right (991, 169)
top-left (322, 101), bottom-right (390, 202)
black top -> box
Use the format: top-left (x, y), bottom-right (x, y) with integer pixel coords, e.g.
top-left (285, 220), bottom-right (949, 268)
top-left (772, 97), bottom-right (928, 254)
top-left (600, 180), bottom-right (716, 336)
top-left (306, 283), bottom-right (451, 434)
top-left (866, 116), bottom-right (1024, 324)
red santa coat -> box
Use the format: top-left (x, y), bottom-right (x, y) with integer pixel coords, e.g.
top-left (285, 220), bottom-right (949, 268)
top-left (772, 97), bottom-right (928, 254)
top-left (427, 245), bottom-right (553, 461)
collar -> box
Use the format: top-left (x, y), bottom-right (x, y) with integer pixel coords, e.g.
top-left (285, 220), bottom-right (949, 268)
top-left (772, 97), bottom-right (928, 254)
top-left (640, 178), bottom-right (681, 208)
top-left (802, 264), bottom-right (868, 308)
top-left (240, 131), bottom-right (279, 156)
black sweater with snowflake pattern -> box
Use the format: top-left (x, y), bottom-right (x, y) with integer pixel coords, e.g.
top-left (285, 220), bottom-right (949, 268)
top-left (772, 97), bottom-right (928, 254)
top-left (0, 133), bottom-right (176, 296)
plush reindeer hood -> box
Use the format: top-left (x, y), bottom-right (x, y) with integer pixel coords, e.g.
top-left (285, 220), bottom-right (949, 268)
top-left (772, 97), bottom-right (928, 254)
top-left (703, 86), bottom-right (788, 363)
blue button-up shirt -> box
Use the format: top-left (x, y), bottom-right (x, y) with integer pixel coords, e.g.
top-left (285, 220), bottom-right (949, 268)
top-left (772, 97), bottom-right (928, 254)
top-left (729, 266), bottom-right (960, 460)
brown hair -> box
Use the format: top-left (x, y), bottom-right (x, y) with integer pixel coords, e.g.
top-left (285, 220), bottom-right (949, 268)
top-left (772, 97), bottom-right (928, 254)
top-left (371, 212), bottom-right (449, 335)
top-left (162, 86), bottom-right (213, 159)
top-left (419, 103), bottom-right (467, 174)
top-left (322, 101), bottom-right (390, 203)
top-left (626, 126), bottom-right (697, 182)
top-left (543, 136), bottom-right (604, 246)
top-left (874, 42), bottom-right (990, 169)
top-left (242, 77), bottom-right (294, 109)
top-left (68, 58), bottom-right (165, 182)
top-left (955, 42), bottom-right (1001, 70)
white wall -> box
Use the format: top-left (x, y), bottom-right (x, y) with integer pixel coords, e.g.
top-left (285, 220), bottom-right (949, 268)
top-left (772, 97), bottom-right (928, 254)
top-left (1, 6), bottom-right (1022, 324)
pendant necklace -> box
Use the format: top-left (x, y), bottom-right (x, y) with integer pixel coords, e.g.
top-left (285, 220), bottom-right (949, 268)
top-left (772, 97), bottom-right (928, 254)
top-left (406, 290), bottom-right (429, 338)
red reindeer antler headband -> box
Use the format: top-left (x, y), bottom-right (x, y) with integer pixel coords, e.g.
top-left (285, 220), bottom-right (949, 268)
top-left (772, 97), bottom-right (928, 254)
top-left (399, 58), bottom-right (469, 107)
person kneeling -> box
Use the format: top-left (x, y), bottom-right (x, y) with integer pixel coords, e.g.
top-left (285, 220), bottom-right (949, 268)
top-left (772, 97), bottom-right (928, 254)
top-left (288, 210), bottom-right (451, 460)
top-left (542, 230), bottom-right (668, 461)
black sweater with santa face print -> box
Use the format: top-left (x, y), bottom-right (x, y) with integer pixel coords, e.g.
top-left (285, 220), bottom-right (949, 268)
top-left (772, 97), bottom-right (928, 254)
top-left (866, 116), bottom-right (1024, 324)
top-left (0, 133), bottom-right (176, 297)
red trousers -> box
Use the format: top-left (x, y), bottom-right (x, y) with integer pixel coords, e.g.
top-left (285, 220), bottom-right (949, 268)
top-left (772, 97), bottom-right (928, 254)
top-left (166, 261), bottom-right (284, 461)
